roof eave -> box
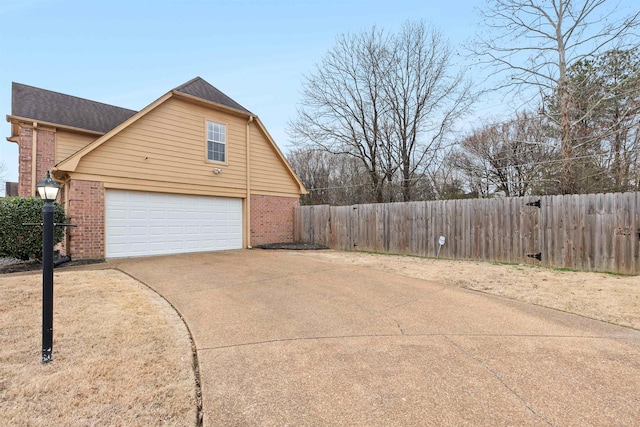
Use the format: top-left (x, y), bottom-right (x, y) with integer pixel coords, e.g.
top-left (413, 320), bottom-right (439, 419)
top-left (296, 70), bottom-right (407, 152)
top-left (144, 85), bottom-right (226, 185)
top-left (171, 91), bottom-right (253, 118)
top-left (6, 114), bottom-right (106, 136)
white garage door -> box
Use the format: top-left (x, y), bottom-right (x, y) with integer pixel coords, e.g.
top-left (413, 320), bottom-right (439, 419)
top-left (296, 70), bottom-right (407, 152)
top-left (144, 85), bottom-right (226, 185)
top-left (106, 190), bottom-right (242, 258)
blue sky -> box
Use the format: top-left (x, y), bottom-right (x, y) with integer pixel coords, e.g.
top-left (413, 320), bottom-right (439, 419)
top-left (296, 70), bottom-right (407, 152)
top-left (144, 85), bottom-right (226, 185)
top-left (0, 0), bottom-right (485, 187)
top-left (0, 0), bottom-right (636, 190)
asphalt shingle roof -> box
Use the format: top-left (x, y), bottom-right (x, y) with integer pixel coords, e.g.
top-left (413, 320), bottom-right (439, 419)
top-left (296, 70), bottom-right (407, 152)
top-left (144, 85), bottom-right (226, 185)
top-left (11, 83), bottom-right (138, 133)
top-left (172, 77), bottom-right (252, 114)
top-left (11, 77), bottom-right (250, 134)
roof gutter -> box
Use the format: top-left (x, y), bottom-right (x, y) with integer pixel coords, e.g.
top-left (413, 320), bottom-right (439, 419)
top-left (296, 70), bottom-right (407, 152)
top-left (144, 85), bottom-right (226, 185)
top-left (6, 115), bottom-right (106, 137)
top-left (5, 115), bottom-right (18, 143)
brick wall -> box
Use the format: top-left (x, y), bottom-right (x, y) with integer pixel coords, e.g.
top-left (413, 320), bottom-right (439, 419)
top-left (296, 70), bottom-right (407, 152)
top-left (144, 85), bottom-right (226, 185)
top-left (35, 129), bottom-right (55, 185)
top-left (17, 126), bottom-right (33, 197)
top-left (17, 125), bottom-right (56, 197)
top-left (66, 180), bottom-right (105, 260)
top-left (250, 194), bottom-right (300, 246)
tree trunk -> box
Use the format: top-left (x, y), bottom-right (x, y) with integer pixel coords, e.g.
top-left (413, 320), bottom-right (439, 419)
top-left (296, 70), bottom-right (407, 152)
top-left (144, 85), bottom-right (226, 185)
top-left (370, 171), bottom-right (384, 203)
top-left (557, 18), bottom-right (575, 195)
top-left (560, 82), bottom-right (575, 194)
top-left (402, 158), bottom-right (411, 202)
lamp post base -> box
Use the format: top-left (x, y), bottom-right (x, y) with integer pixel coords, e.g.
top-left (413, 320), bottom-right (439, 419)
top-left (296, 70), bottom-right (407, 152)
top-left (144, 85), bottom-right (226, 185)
top-left (42, 348), bottom-right (52, 364)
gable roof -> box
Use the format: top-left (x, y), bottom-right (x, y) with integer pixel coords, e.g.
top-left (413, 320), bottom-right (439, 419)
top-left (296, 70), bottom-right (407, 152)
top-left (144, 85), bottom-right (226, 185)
top-left (26, 77), bottom-right (305, 194)
top-left (173, 77), bottom-right (252, 114)
top-left (11, 82), bottom-right (137, 133)
top-left (10, 78), bottom-right (252, 133)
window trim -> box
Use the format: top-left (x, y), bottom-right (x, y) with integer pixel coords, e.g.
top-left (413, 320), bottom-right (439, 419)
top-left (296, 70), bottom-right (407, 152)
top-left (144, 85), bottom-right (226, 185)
top-left (205, 119), bottom-right (227, 164)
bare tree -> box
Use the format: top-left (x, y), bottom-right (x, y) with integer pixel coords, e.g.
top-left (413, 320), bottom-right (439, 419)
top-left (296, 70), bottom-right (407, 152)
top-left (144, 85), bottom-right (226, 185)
top-left (424, 155), bottom-right (472, 200)
top-left (287, 148), bottom-right (374, 205)
top-left (452, 111), bottom-right (557, 197)
top-left (381, 21), bottom-right (475, 201)
top-left (287, 148), bottom-right (334, 205)
top-left (289, 21), bottom-right (474, 203)
top-left (288, 28), bottom-right (391, 202)
top-left (472, 0), bottom-right (640, 194)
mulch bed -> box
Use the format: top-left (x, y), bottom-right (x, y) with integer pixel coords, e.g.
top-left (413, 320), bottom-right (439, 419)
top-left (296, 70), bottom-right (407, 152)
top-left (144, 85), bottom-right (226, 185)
top-left (254, 242), bottom-right (329, 250)
top-left (0, 258), bottom-right (104, 275)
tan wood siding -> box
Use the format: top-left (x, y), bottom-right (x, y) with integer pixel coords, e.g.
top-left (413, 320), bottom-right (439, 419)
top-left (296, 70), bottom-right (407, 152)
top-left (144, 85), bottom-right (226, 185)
top-left (73, 98), bottom-right (248, 198)
top-left (249, 125), bottom-right (300, 196)
top-left (70, 173), bottom-right (247, 198)
top-left (55, 130), bottom-right (96, 163)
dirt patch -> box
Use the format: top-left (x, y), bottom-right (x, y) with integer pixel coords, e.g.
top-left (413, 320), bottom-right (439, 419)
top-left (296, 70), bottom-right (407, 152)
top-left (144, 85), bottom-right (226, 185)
top-left (0, 269), bottom-right (198, 426)
top-left (299, 250), bottom-right (640, 330)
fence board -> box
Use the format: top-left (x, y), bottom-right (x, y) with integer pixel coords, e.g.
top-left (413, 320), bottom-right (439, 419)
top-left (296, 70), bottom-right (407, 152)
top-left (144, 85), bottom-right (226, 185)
top-left (603, 193), bottom-right (615, 272)
top-left (635, 192), bottom-right (640, 271)
top-left (294, 192), bottom-right (640, 274)
top-left (509, 198), bottom-right (518, 264)
top-left (614, 193), bottom-right (635, 275)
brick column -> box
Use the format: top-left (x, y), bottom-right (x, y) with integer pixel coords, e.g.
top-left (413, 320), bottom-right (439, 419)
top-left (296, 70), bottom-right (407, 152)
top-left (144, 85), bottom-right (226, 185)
top-left (17, 125), bottom-right (56, 197)
top-left (66, 180), bottom-right (105, 260)
top-left (17, 126), bottom-right (33, 197)
top-left (35, 129), bottom-right (55, 183)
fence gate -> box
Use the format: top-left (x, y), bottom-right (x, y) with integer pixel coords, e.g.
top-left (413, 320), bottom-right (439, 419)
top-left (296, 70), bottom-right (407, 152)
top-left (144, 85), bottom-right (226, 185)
top-left (525, 199), bottom-right (542, 265)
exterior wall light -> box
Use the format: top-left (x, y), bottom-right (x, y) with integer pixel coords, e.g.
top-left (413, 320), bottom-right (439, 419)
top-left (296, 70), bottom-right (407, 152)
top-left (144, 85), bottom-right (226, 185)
top-left (36, 171), bottom-right (61, 201)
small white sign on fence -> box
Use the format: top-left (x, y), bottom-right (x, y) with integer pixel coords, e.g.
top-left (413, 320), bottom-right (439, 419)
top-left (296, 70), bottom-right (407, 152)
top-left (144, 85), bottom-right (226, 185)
top-left (437, 236), bottom-right (445, 259)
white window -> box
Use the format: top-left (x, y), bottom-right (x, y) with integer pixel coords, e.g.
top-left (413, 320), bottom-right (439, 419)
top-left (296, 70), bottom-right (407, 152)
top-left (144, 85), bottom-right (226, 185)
top-left (207, 121), bottom-right (226, 162)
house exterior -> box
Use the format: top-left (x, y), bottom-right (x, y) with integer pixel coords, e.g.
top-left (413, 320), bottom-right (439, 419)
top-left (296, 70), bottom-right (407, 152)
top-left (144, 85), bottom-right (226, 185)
top-left (6, 77), bottom-right (306, 259)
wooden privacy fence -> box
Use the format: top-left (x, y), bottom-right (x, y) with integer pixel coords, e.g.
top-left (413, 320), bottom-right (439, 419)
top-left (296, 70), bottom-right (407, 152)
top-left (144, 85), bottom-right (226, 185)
top-left (294, 192), bottom-right (640, 275)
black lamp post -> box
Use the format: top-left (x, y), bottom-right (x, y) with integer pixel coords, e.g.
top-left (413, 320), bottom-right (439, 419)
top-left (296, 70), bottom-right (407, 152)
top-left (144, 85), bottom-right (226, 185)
top-left (36, 171), bottom-right (61, 363)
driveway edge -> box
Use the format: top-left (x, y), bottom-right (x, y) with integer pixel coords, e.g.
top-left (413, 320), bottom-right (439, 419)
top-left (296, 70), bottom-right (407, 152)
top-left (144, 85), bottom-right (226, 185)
top-left (115, 267), bottom-right (204, 427)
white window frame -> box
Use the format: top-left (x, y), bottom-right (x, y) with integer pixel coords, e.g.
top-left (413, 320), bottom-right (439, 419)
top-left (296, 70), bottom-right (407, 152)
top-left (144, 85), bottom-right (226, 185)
top-left (206, 121), bottom-right (226, 163)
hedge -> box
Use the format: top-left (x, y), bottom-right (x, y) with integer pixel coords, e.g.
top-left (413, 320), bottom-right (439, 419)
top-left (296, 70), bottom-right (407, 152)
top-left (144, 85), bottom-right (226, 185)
top-left (0, 197), bottom-right (67, 260)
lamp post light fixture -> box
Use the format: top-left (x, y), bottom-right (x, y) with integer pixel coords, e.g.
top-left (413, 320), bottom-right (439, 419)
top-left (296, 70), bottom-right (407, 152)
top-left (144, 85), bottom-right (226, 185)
top-left (36, 171), bottom-right (61, 363)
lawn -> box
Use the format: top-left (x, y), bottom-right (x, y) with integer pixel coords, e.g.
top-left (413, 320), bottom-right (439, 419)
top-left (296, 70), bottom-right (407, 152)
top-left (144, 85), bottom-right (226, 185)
top-left (302, 250), bottom-right (640, 330)
top-left (0, 269), bottom-right (198, 426)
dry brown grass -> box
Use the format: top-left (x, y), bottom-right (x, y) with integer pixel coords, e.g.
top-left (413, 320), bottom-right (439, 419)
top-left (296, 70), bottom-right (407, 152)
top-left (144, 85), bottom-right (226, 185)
top-left (300, 250), bottom-right (640, 330)
top-left (0, 269), bottom-right (197, 426)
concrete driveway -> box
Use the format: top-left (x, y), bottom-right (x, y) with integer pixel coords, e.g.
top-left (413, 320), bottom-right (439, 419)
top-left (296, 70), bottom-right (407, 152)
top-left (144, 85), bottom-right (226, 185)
top-left (112, 250), bottom-right (640, 426)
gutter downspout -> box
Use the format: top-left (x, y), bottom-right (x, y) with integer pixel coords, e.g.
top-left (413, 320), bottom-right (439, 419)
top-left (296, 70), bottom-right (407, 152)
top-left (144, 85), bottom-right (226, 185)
top-left (31, 122), bottom-right (38, 197)
top-left (246, 115), bottom-right (254, 249)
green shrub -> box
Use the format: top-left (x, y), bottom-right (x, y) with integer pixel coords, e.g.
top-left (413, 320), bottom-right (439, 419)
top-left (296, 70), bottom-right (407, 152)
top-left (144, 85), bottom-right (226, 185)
top-left (0, 197), bottom-right (67, 260)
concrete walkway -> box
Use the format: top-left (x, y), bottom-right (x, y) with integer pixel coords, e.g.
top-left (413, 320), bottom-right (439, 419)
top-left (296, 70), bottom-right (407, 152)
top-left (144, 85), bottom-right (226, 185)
top-left (112, 250), bottom-right (640, 426)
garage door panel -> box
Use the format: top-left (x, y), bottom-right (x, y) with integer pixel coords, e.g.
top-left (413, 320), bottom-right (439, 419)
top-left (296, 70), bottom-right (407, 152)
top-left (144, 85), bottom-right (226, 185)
top-left (106, 190), bottom-right (242, 258)
top-left (109, 209), bottom-right (127, 220)
top-left (130, 209), bottom-right (148, 219)
top-left (149, 211), bottom-right (166, 220)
